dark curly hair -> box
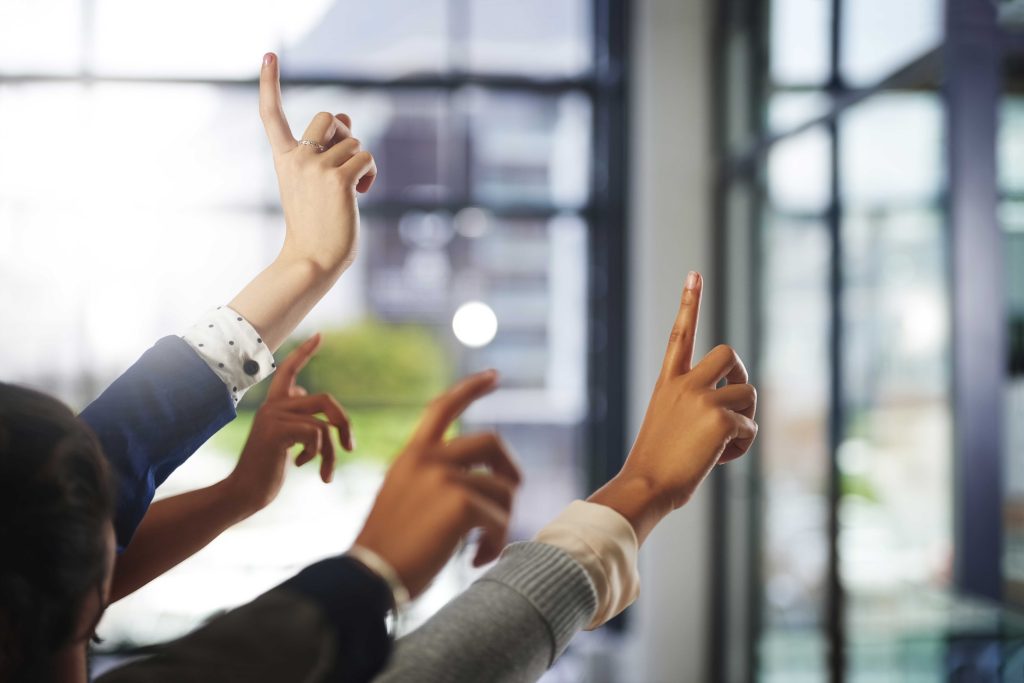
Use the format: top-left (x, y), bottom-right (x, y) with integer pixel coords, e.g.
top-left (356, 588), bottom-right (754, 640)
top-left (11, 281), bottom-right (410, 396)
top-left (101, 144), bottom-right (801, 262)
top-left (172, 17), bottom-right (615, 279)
top-left (0, 383), bottom-right (114, 681)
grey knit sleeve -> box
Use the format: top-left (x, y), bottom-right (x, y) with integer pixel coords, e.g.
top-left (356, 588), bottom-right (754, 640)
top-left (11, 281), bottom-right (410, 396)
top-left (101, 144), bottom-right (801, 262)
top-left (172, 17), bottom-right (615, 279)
top-left (373, 541), bottom-right (598, 683)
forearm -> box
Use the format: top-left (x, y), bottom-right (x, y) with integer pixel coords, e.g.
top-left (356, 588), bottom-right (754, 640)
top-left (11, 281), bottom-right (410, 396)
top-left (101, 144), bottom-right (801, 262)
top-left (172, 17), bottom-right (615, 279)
top-left (109, 479), bottom-right (253, 602)
top-left (228, 252), bottom-right (345, 352)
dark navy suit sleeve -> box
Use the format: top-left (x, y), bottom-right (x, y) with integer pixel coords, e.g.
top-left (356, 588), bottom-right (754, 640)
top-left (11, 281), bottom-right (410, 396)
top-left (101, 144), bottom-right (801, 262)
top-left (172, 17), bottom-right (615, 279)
top-left (79, 336), bottom-right (236, 550)
top-left (94, 557), bottom-right (394, 683)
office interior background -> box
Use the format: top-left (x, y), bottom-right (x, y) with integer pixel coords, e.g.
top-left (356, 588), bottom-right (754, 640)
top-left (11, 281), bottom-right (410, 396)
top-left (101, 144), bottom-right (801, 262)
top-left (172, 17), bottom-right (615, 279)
top-left (0, 0), bottom-right (1022, 681)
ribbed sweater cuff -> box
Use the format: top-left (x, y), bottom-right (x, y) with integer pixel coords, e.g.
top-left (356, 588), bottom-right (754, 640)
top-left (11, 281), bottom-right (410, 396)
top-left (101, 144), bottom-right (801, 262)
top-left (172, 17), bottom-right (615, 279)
top-left (480, 541), bottom-right (597, 662)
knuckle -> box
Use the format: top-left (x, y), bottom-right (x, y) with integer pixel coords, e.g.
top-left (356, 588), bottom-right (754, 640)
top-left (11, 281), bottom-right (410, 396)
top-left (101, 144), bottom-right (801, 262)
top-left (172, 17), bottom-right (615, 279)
top-left (314, 111), bottom-right (333, 124)
top-left (712, 410), bottom-right (732, 433)
top-left (714, 344), bottom-right (737, 361)
top-left (498, 485), bottom-right (515, 509)
top-left (452, 489), bottom-right (474, 517)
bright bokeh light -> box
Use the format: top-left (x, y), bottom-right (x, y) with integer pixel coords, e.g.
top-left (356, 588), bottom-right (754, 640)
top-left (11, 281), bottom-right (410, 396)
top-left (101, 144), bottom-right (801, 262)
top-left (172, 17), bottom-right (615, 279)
top-left (452, 301), bottom-right (498, 348)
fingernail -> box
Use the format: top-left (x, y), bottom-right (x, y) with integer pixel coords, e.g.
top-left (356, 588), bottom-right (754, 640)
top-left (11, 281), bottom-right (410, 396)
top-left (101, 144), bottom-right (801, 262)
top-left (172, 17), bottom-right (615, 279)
top-left (263, 53), bottom-right (274, 66)
top-left (686, 271), bottom-right (699, 290)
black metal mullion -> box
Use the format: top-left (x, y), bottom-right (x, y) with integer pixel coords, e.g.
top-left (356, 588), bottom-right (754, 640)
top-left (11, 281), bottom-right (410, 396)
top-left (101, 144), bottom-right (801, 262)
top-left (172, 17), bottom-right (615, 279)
top-left (946, 0), bottom-right (1005, 602)
top-left (585, 0), bottom-right (629, 549)
top-left (825, 0), bottom-right (846, 682)
top-left (747, 1), bottom-right (771, 680)
top-left (825, 113), bottom-right (846, 683)
top-left (0, 71), bottom-right (606, 95)
top-left (709, 0), bottom-right (732, 674)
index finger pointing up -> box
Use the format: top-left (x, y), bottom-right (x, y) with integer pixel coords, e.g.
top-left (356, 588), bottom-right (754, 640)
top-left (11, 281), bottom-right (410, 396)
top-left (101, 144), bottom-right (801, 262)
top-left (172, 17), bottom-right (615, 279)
top-left (413, 370), bottom-right (500, 445)
top-left (259, 53), bottom-right (296, 154)
top-left (661, 271), bottom-right (703, 379)
top-left (267, 333), bottom-right (321, 400)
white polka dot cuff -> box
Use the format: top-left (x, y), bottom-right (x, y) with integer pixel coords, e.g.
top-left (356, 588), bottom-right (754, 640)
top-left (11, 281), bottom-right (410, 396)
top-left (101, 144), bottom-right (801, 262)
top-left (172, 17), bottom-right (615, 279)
top-left (180, 306), bottom-right (277, 404)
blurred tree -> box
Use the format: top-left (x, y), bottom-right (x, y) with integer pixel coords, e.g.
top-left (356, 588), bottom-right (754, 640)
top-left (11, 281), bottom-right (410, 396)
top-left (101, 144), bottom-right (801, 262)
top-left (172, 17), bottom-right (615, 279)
top-left (241, 320), bottom-right (450, 409)
top-left (217, 321), bottom-right (452, 464)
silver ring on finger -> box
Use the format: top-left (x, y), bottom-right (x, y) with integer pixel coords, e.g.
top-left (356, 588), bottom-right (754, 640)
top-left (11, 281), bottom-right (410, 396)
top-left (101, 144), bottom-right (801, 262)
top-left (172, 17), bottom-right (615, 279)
top-left (299, 139), bottom-right (325, 153)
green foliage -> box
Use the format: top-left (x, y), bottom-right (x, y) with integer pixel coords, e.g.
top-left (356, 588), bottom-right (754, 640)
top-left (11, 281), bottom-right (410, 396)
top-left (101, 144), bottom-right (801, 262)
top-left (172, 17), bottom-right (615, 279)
top-left (219, 320), bottom-right (451, 466)
top-left (211, 406), bottom-right (421, 465)
top-left (241, 320), bottom-right (450, 409)
top-left (840, 472), bottom-right (880, 503)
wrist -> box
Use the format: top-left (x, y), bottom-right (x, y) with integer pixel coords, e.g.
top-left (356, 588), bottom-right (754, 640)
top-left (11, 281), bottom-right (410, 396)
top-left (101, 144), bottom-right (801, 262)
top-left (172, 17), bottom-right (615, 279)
top-left (217, 475), bottom-right (265, 521)
top-left (278, 240), bottom-right (352, 278)
top-left (586, 469), bottom-right (671, 546)
top-left (346, 544), bottom-right (411, 611)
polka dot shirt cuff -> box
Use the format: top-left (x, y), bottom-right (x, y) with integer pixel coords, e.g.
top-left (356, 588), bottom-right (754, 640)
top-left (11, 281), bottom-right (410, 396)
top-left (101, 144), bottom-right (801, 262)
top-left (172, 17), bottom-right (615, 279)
top-left (180, 306), bottom-right (276, 404)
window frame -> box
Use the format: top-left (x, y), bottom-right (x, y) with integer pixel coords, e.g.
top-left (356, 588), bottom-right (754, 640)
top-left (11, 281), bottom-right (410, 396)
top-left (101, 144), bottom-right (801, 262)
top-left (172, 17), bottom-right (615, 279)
top-left (711, 0), bottom-right (1009, 681)
top-left (0, 0), bottom-right (631, 645)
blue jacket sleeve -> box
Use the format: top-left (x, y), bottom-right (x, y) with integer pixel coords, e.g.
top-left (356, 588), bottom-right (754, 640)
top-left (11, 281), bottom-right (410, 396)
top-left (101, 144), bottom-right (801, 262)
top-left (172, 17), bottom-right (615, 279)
top-left (79, 336), bottom-right (236, 550)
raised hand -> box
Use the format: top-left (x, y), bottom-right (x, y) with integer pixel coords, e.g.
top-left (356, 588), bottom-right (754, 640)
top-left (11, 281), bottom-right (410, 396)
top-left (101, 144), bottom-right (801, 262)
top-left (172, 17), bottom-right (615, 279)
top-left (354, 371), bottom-right (522, 598)
top-left (588, 271), bottom-right (758, 543)
top-left (225, 333), bottom-right (353, 514)
top-left (259, 52), bottom-right (377, 273)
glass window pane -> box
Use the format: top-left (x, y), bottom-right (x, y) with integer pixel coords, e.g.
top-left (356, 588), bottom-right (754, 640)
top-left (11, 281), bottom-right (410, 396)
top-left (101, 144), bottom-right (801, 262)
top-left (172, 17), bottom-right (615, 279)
top-left (770, 0), bottom-right (832, 87)
top-left (92, 0), bottom-right (279, 78)
top-left (1000, 96), bottom-right (1024, 601)
top-left (0, 0), bottom-right (82, 75)
top-left (838, 93), bottom-right (952, 674)
top-left (840, 94), bottom-right (944, 207)
top-left (465, 0), bottom-right (592, 76)
top-left (767, 125), bottom-right (832, 215)
top-left (283, 0), bottom-right (449, 78)
top-left (0, 83), bottom-right (272, 210)
top-left (767, 91), bottom-right (832, 135)
top-left (840, 0), bottom-right (944, 87)
top-left (93, 0), bottom-right (450, 79)
top-left (1004, 222), bottom-right (1024, 601)
top-left (466, 90), bottom-right (591, 208)
top-left (725, 28), bottom-right (756, 152)
top-left (758, 214), bottom-right (831, 681)
top-left (1000, 97), bottom-right (1024, 195)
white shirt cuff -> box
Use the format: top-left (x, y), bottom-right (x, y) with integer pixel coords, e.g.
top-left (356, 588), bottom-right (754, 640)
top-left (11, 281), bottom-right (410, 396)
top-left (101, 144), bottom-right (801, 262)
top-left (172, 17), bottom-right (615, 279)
top-left (533, 500), bottom-right (640, 630)
top-left (180, 306), bottom-right (277, 404)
